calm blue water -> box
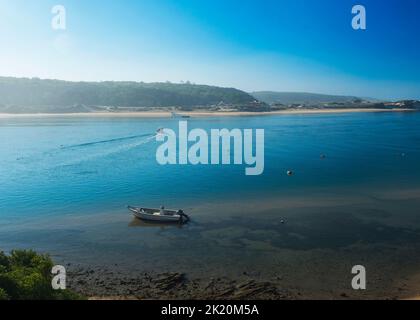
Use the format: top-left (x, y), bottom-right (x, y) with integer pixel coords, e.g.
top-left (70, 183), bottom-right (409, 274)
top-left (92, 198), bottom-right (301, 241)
top-left (1, 113), bottom-right (419, 219)
top-left (1, 112), bottom-right (420, 294)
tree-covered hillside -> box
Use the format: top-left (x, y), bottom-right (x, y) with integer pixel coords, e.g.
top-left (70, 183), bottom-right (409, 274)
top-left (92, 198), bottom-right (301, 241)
top-left (252, 91), bottom-right (363, 105)
top-left (0, 77), bottom-right (256, 113)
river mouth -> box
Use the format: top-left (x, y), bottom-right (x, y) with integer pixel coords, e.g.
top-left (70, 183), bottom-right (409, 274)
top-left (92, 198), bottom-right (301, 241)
top-left (1, 113), bottom-right (420, 299)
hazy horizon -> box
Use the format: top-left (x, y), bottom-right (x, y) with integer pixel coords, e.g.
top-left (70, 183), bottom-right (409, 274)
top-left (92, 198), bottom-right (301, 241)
top-left (1, 0), bottom-right (419, 100)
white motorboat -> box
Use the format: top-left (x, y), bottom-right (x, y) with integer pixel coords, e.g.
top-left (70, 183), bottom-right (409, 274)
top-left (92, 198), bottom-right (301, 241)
top-left (128, 206), bottom-right (190, 223)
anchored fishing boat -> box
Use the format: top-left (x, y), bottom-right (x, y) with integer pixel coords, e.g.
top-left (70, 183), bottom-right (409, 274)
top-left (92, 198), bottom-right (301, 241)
top-left (128, 205), bottom-right (190, 224)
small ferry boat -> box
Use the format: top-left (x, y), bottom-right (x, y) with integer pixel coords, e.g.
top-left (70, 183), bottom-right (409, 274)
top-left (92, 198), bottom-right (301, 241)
top-left (171, 112), bottom-right (190, 119)
top-left (128, 206), bottom-right (190, 224)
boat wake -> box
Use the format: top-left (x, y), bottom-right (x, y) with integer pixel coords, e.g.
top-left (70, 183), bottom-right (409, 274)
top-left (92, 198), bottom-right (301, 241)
top-left (58, 134), bottom-right (156, 167)
top-left (15, 132), bottom-right (158, 173)
top-left (61, 133), bottom-right (153, 150)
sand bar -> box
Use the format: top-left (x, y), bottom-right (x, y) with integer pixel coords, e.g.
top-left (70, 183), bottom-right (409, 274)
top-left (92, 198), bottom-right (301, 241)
top-left (0, 108), bottom-right (415, 119)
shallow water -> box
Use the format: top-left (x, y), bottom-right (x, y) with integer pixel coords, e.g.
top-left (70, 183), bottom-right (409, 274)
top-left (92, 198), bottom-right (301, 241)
top-left (1, 112), bottom-right (420, 297)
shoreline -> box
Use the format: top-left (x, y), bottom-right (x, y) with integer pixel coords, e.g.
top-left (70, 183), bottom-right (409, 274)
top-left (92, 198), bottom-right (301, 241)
top-left (66, 264), bottom-right (420, 301)
top-left (67, 266), bottom-right (297, 300)
top-left (0, 108), bottom-right (415, 118)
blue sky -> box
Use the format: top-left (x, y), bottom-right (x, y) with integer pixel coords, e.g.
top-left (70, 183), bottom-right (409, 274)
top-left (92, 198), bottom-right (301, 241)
top-left (0, 0), bottom-right (419, 99)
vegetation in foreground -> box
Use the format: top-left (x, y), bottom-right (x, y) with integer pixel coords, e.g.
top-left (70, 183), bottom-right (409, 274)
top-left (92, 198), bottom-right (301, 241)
top-left (0, 250), bottom-right (83, 300)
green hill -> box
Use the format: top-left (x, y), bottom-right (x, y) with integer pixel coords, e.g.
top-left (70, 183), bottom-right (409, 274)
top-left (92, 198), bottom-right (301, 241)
top-left (251, 91), bottom-right (364, 105)
top-left (0, 77), bottom-right (256, 113)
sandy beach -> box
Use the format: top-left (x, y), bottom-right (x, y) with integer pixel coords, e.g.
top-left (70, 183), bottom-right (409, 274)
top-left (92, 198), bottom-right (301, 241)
top-left (0, 108), bottom-right (414, 119)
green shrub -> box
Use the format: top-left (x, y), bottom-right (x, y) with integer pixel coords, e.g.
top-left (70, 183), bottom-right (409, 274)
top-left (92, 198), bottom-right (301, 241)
top-left (0, 288), bottom-right (9, 300)
top-left (0, 250), bottom-right (84, 300)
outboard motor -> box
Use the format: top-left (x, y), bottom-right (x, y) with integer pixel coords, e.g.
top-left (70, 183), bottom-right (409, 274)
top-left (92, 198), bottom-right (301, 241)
top-left (177, 210), bottom-right (190, 224)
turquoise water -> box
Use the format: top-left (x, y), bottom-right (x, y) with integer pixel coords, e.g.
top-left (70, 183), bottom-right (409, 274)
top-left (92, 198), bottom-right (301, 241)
top-left (1, 112), bottom-right (419, 218)
top-left (1, 112), bottom-right (420, 296)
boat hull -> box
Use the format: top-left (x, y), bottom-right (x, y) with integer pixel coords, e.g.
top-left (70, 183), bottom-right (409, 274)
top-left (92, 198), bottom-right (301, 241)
top-left (128, 206), bottom-right (184, 223)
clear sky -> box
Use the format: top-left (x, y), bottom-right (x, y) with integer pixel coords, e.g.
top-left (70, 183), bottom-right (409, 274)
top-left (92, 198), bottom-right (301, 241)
top-left (0, 0), bottom-right (419, 99)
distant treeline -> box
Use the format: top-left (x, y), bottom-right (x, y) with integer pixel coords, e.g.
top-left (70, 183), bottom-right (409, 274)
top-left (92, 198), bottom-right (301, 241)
top-left (252, 91), bottom-right (363, 105)
top-left (0, 77), bottom-right (256, 113)
top-left (1, 77), bottom-right (418, 113)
